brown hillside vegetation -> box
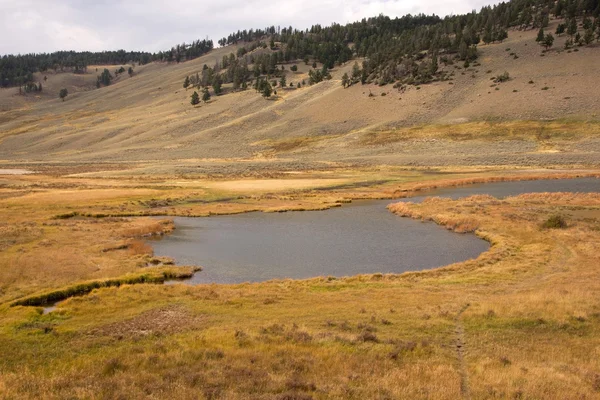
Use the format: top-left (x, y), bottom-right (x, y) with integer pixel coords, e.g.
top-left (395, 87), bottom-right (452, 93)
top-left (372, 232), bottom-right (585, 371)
top-left (1, 19), bottom-right (599, 168)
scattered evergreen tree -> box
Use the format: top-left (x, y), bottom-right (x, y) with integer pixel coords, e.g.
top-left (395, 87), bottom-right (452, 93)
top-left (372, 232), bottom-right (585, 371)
top-left (584, 28), bottom-right (595, 44)
top-left (483, 25), bottom-right (494, 44)
top-left (496, 29), bottom-right (508, 42)
top-left (341, 72), bottom-right (350, 88)
top-left (536, 28), bottom-right (545, 42)
top-left (183, 75), bottom-right (190, 89)
top-left (97, 69), bottom-right (112, 87)
top-left (430, 52), bottom-right (438, 75)
top-left (59, 88), bottom-right (68, 101)
top-left (564, 37), bottom-right (574, 48)
top-left (556, 23), bottom-right (566, 35)
top-left (567, 18), bottom-right (578, 36)
top-left (212, 75), bottom-right (222, 95)
top-left (279, 74), bottom-right (286, 88)
top-left (351, 62), bottom-right (361, 84)
top-left (290, 65), bottom-right (298, 72)
top-left (262, 81), bottom-right (272, 98)
top-left (128, 66), bottom-right (134, 76)
top-left (190, 91), bottom-right (200, 105)
top-left (202, 87), bottom-right (211, 102)
top-left (543, 33), bottom-right (555, 49)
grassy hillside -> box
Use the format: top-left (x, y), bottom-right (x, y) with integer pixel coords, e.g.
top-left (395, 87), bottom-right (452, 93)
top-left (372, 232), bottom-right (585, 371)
top-left (0, 19), bottom-right (599, 168)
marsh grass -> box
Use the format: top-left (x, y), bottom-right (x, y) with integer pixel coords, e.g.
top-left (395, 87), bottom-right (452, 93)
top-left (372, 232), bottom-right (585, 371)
top-left (2, 171), bottom-right (600, 398)
top-left (11, 268), bottom-right (195, 307)
top-left (541, 214), bottom-right (567, 229)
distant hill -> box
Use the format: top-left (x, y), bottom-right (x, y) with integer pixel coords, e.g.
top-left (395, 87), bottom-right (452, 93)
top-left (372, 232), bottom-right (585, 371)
top-left (0, 0), bottom-right (599, 168)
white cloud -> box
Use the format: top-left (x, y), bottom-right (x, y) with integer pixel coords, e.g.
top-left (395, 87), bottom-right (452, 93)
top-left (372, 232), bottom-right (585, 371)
top-left (0, 0), bottom-right (496, 54)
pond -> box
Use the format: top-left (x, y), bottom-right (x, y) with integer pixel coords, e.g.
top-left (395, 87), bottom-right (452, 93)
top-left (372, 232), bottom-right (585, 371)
top-left (152, 177), bottom-right (599, 284)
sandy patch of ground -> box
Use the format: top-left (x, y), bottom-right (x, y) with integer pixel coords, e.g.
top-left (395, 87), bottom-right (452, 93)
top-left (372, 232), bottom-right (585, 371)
top-left (0, 169), bottom-right (33, 175)
top-left (203, 178), bottom-right (350, 192)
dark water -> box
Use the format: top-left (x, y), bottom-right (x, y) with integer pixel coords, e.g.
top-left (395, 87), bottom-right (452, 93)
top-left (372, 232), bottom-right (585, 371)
top-left (152, 178), bottom-right (599, 284)
top-left (406, 177), bottom-right (600, 202)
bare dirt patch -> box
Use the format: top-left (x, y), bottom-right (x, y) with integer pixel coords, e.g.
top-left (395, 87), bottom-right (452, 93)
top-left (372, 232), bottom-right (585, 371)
top-left (0, 169), bottom-right (33, 175)
top-left (89, 305), bottom-right (205, 339)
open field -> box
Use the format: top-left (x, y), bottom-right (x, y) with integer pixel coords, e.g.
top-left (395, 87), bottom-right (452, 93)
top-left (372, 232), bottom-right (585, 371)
top-left (0, 168), bottom-right (599, 399)
top-left (0, 166), bottom-right (599, 399)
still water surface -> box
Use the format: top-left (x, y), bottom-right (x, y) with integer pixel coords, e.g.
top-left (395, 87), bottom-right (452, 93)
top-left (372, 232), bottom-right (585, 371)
top-left (152, 178), bottom-right (599, 284)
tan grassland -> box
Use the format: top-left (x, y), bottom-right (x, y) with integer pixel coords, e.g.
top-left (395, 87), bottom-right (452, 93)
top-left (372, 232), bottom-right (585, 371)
top-left (0, 167), bottom-right (599, 399)
top-left (1, 19), bottom-right (599, 168)
top-left (1, 19), bottom-right (600, 400)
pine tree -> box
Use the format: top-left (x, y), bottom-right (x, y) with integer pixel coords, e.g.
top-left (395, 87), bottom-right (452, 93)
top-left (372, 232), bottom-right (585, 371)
top-left (190, 91), bottom-right (200, 106)
top-left (341, 72), bottom-right (349, 88)
top-left (483, 26), bottom-right (493, 44)
top-left (567, 18), bottom-right (577, 36)
top-left (183, 76), bottom-right (190, 89)
top-left (128, 67), bottom-right (134, 77)
top-left (262, 81), bottom-right (272, 98)
top-left (212, 76), bottom-right (222, 95)
top-left (202, 87), bottom-right (211, 102)
top-left (584, 28), bottom-right (594, 44)
top-left (556, 24), bottom-right (566, 35)
top-left (351, 62), bottom-right (361, 83)
top-left (59, 88), bottom-right (68, 101)
top-left (458, 39), bottom-right (468, 60)
top-left (543, 33), bottom-right (555, 49)
top-left (496, 29), bottom-right (508, 42)
top-left (279, 74), bottom-right (286, 88)
top-left (430, 52), bottom-right (438, 75)
top-left (536, 28), bottom-right (545, 42)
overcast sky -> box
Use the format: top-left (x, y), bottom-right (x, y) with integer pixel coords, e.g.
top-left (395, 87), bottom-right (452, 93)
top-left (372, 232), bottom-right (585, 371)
top-left (0, 0), bottom-right (497, 55)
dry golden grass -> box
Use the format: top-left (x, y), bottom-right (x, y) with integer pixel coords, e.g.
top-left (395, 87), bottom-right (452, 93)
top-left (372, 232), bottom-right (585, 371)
top-left (360, 120), bottom-right (600, 146)
top-left (0, 169), bottom-right (600, 399)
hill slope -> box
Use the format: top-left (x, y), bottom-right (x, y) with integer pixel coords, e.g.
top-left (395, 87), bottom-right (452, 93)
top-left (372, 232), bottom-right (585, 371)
top-left (1, 20), bottom-right (599, 168)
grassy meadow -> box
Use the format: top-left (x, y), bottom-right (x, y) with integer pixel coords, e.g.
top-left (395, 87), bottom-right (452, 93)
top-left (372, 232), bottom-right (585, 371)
top-left (1, 167), bottom-right (600, 399)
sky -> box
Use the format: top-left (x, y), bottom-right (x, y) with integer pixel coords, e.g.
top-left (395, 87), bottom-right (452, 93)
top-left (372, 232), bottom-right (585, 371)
top-left (0, 0), bottom-right (497, 55)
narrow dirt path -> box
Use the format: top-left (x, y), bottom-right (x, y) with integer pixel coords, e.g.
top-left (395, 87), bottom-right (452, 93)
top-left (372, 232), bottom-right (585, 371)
top-left (455, 303), bottom-right (471, 399)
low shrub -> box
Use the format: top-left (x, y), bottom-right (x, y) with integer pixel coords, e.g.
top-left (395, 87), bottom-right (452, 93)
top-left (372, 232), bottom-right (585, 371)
top-left (541, 215), bottom-right (567, 229)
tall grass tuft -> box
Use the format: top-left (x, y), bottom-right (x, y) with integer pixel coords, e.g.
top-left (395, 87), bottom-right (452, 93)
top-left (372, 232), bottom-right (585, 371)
top-left (541, 214), bottom-right (567, 229)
